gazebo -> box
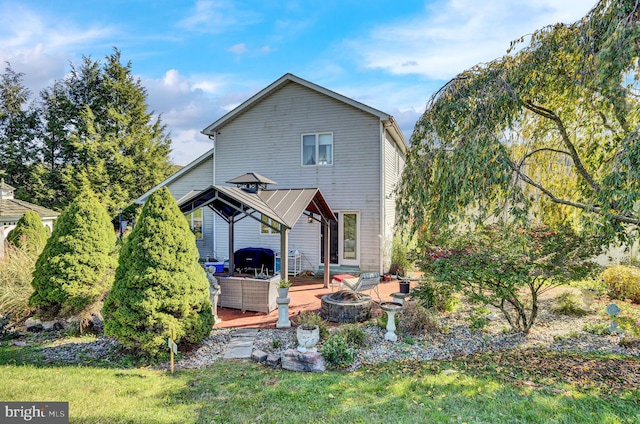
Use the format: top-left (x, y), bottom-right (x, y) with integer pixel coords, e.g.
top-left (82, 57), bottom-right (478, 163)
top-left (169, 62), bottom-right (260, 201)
top-left (177, 172), bottom-right (336, 288)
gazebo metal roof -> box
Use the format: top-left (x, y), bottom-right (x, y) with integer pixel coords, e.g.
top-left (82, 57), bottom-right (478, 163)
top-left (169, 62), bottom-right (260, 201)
top-left (177, 178), bottom-right (336, 286)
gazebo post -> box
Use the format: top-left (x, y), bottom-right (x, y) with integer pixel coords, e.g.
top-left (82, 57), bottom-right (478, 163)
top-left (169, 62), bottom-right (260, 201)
top-left (228, 218), bottom-right (235, 276)
top-left (323, 218), bottom-right (330, 288)
top-left (280, 227), bottom-right (289, 280)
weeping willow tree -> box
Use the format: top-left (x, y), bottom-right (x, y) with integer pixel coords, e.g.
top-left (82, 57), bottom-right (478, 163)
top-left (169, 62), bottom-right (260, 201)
top-left (398, 0), bottom-right (640, 245)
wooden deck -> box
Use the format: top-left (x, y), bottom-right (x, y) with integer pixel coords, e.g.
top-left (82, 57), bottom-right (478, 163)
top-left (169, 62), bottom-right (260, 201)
top-left (214, 275), bottom-right (416, 329)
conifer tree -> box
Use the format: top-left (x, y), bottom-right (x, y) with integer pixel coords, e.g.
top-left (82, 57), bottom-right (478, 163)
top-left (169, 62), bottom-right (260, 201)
top-left (6, 210), bottom-right (48, 252)
top-left (29, 191), bottom-right (116, 318)
top-left (103, 187), bottom-right (213, 358)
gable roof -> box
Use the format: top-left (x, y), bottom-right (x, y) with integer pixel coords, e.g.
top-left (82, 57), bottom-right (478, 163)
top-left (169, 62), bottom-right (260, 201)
top-left (202, 73), bottom-right (407, 153)
top-left (0, 198), bottom-right (60, 221)
top-left (134, 147), bottom-right (214, 205)
top-left (178, 185), bottom-right (335, 229)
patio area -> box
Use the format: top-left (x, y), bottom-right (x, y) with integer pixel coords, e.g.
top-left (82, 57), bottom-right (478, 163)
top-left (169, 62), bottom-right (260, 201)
top-left (214, 275), bottom-right (418, 329)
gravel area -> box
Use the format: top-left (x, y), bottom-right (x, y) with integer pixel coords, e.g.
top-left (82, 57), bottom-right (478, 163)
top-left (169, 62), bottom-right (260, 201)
top-left (8, 293), bottom-right (639, 371)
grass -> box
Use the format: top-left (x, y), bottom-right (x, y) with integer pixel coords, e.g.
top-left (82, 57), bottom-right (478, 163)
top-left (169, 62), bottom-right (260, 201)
top-left (1, 341), bottom-right (639, 423)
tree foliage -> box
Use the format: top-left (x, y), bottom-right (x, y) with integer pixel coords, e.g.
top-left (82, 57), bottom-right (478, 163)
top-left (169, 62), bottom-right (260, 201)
top-left (0, 50), bottom-right (173, 216)
top-left (0, 64), bottom-right (38, 195)
top-left (398, 0), bottom-right (640, 244)
top-left (418, 224), bottom-right (600, 333)
top-left (103, 187), bottom-right (213, 359)
top-left (29, 191), bottom-right (117, 319)
top-left (6, 210), bottom-right (48, 252)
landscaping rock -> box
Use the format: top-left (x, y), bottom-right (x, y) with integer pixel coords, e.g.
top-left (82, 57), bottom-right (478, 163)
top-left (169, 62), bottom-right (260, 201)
top-left (251, 349), bottom-right (268, 363)
top-left (281, 348), bottom-right (326, 372)
top-left (25, 318), bottom-right (44, 332)
top-left (265, 354), bottom-right (281, 367)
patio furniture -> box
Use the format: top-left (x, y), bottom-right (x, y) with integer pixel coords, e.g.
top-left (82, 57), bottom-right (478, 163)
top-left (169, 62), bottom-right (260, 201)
top-left (217, 275), bottom-right (279, 313)
top-left (331, 273), bottom-right (357, 291)
top-left (342, 272), bottom-right (382, 302)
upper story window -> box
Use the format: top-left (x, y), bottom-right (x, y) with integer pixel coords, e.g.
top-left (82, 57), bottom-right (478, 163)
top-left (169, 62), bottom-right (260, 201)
top-left (260, 214), bottom-right (280, 234)
top-left (185, 209), bottom-right (203, 239)
top-left (302, 133), bottom-right (333, 166)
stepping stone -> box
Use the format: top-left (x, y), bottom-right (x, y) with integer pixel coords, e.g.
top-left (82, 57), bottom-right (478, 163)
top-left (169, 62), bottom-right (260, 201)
top-left (223, 328), bottom-right (259, 359)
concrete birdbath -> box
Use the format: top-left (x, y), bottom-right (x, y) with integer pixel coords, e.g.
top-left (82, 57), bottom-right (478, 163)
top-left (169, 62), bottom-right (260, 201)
top-left (380, 301), bottom-right (404, 342)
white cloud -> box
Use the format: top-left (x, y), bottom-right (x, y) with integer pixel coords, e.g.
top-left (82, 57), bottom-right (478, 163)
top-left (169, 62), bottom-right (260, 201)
top-left (178, 0), bottom-right (262, 33)
top-left (228, 43), bottom-right (248, 54)
top-left (350, 0), bottom-right (595, 80)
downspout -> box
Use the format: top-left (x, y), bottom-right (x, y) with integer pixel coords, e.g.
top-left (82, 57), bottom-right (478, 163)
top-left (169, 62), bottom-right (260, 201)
top-left (209, 133), bottom-right (217, 257)
top-left (379, 122), bottom-right (385, 275)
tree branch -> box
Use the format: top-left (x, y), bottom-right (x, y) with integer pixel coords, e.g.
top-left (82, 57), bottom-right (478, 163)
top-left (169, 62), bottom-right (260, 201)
top-left (523, 100), bottom-right (601, 193)
top-left (506, 157), bottom-right (640, 225)
top-left (517, 147), bottom-right (572, 169)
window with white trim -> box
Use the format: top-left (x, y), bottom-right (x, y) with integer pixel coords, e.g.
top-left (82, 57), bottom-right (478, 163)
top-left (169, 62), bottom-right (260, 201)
top-left (260, 214), bottom-right (280, 234)
top-left (185, 209), bottom-right (203, 239)
top-left (302, 133), bottom-right (333, 166)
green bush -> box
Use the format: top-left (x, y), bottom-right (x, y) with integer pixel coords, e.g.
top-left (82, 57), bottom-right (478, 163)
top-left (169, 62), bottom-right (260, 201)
top-left (6, 211), bottom-right (49, 252)
top-left (320, 335), bottom-right (356, 369)
top-left (468, 307), bottom-right (491, 331)
top-left (551, 292), bottom-right (588, 316)
top-left (335, 324), bottom-right (367, 347)
top-left (103, 187), bottom-right (213, 359)
top-left (29, 191), bottom-right (117, 319)
top-left (390, 234), bottom-right (411, 276)
top-left (297, 311), bottom-right (329, 340)
top-left (411, 277), bottom-right (458, 312)
top-left (601, 265), bottom-right (640, 304)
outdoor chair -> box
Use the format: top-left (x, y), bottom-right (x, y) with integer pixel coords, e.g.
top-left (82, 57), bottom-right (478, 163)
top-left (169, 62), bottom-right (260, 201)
top-left (341, 272), bottom-right (382, 302)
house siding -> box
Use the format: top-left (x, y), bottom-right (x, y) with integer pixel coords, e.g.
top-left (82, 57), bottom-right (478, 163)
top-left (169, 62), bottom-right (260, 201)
top-left (158, 155), bottom-right (217, 259)
top-left (213, 81), bottom-right (383, 271)
top-left (382, 131), bottom-right (406, 272)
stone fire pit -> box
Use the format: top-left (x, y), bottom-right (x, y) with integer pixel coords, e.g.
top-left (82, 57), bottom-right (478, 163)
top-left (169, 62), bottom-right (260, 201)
top-left (321, 290), bottom-right (372, 323)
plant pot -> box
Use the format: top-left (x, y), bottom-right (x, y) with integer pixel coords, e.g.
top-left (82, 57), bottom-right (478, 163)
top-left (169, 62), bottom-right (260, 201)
top-left (277, 287), bottom-right (289, 298)
top-left (296, 324), bottom-right (320, 353)
top-left (399, 279), bottom-right (410, 294)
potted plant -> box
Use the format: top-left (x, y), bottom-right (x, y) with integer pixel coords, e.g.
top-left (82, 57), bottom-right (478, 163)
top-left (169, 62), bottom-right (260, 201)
top-left (277, 280), bottom-right (291, 298)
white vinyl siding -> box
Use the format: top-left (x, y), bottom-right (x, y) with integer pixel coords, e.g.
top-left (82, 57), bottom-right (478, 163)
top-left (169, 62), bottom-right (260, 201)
top-left (382, 132), bottom-right (405, 272)
top-left (213, 82), bottom-right (383, 271)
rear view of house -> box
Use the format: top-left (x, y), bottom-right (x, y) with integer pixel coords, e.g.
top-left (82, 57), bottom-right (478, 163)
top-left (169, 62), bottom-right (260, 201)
top-left (137, 73), bottom-right (407, 275)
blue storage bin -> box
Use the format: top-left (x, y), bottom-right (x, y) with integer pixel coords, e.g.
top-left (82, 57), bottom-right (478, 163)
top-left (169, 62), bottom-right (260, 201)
top-left (204, 262), bottom-right (224, 273)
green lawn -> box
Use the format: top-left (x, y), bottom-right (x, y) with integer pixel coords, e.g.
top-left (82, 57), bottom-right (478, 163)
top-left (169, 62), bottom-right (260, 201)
top-left (1, 343), bottom-right (639, 423)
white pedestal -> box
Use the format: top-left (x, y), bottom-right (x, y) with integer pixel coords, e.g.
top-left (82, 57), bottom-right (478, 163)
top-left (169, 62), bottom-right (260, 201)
top-left (276, 296), bottom-right (291, 328)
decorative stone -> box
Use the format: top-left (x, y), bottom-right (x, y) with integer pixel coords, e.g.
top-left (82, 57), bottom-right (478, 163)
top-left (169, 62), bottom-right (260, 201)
top-left (296, 324), bottom-right (320, 353)
top-left (265, 354), bottom-right (281, 367)
top-left (25, 318), bottom-right (44, 332)
top-left (251, 349), bottom-right (268, 363)
top-left (281, 348), bottom-right (326, 372)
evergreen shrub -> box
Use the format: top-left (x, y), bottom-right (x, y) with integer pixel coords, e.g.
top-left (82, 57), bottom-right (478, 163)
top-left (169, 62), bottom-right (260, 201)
top-left (6, 210), bottom-right (48, 251)
top-left (29, 191), bottom-right (116, 318)
top-left (103, 187), bottom-right (213, 359)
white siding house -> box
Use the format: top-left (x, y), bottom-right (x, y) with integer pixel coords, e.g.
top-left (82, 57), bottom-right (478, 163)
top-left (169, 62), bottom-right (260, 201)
top-left (137, 74), bottom-right (407, 274)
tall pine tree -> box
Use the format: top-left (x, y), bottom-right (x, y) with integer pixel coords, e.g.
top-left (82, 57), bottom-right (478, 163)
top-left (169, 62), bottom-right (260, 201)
top-left (104, 187), bottom-right (213, 359)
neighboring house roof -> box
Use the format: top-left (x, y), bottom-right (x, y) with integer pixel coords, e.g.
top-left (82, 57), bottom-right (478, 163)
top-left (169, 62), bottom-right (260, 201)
top-left (134, 147), bottom-right (214, 205)
top-left (0, 198), bottom-right (60, 221)
top-left (202, 73), bottom-right (408, 154)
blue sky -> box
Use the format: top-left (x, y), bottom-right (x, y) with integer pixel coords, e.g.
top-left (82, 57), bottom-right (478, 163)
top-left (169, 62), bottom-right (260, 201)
top-left (0, 0), bottom-right (596, 165)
